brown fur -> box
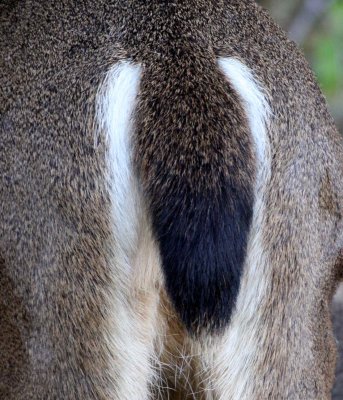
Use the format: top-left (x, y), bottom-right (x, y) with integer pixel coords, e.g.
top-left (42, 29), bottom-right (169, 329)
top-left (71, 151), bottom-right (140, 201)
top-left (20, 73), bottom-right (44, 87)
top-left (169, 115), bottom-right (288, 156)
top-left (333, 285), bottom-right (343, 399)
top-left (1, 1), bottom-right (342, 399)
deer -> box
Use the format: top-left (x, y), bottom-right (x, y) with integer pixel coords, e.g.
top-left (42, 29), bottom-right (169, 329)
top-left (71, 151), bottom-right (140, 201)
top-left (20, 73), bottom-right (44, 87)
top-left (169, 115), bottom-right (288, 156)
top-left (0, 1), bottom-right (342, 399)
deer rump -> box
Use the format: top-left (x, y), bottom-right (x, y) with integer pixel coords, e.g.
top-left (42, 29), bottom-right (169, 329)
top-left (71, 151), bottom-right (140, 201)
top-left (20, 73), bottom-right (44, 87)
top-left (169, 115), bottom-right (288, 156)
top-left (134, 55), bottom-right (257, 334)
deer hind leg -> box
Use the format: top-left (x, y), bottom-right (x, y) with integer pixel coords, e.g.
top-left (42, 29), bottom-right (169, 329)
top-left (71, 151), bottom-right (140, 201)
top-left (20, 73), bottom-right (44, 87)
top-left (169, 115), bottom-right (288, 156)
top-left (187, 192), bottom-right (338, 400)
top-left (106, 219), bottom-right (164, 400)
top-left (98, 61), bottom-right (165, 400)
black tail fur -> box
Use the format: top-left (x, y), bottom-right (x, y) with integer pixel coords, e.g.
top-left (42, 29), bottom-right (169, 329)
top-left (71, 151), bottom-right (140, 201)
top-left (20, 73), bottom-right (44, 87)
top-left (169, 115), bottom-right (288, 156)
top-left (135, 51), bottom-right (255, 334)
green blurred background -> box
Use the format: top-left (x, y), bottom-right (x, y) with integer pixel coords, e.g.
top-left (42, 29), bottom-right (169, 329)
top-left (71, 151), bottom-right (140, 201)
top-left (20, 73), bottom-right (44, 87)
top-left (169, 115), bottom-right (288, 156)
top-left (258, 0), bottom-right (343, 133)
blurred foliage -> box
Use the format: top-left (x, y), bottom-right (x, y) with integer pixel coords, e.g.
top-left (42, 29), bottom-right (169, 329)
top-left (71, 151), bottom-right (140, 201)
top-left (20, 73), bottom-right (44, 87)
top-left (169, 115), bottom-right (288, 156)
top-left (258, 0), bottom-right (343, 132)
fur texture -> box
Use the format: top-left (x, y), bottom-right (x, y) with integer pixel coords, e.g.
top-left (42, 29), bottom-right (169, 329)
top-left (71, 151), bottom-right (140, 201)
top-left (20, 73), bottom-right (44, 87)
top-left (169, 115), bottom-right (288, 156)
top-left (0, 1), bottom-right (342, 399)
top-left (135, 52), bottom-right (255, 333)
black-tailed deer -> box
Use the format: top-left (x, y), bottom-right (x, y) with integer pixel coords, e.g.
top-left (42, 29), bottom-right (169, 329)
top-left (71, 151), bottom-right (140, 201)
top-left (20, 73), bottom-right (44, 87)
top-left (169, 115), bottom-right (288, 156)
top-left (1, 1), bottom-right (342, 399)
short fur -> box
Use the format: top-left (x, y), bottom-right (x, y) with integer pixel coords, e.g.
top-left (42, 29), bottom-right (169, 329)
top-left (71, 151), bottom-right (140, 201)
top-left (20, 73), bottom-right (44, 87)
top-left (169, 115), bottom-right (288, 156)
top-left (135, 49), bottom-right (255, 333)
top-left (1, 1), bottom-right (342, 399)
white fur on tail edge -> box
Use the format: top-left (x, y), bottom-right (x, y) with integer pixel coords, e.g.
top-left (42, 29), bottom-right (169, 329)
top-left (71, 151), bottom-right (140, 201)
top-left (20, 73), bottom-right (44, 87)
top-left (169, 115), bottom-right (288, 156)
top-left (212, 58), bottom-right (272, 400)
top-left (98, 61), bottom-right (142, 254)
top-left (218, 58), bottom-right (271, 167)
top-left (97, 62), bottom-right (157, 400)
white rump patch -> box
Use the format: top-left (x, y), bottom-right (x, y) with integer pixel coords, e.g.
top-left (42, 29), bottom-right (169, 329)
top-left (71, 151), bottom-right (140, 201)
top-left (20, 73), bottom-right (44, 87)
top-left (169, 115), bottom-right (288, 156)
top-left (218, 57), bottom-right (271, 167)
top-left (210, 58), bottom-right (272, 399)
top-left (97, 61), bottom-right (142, 255)
top-left (97, 62), bottom-right (159, 399)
